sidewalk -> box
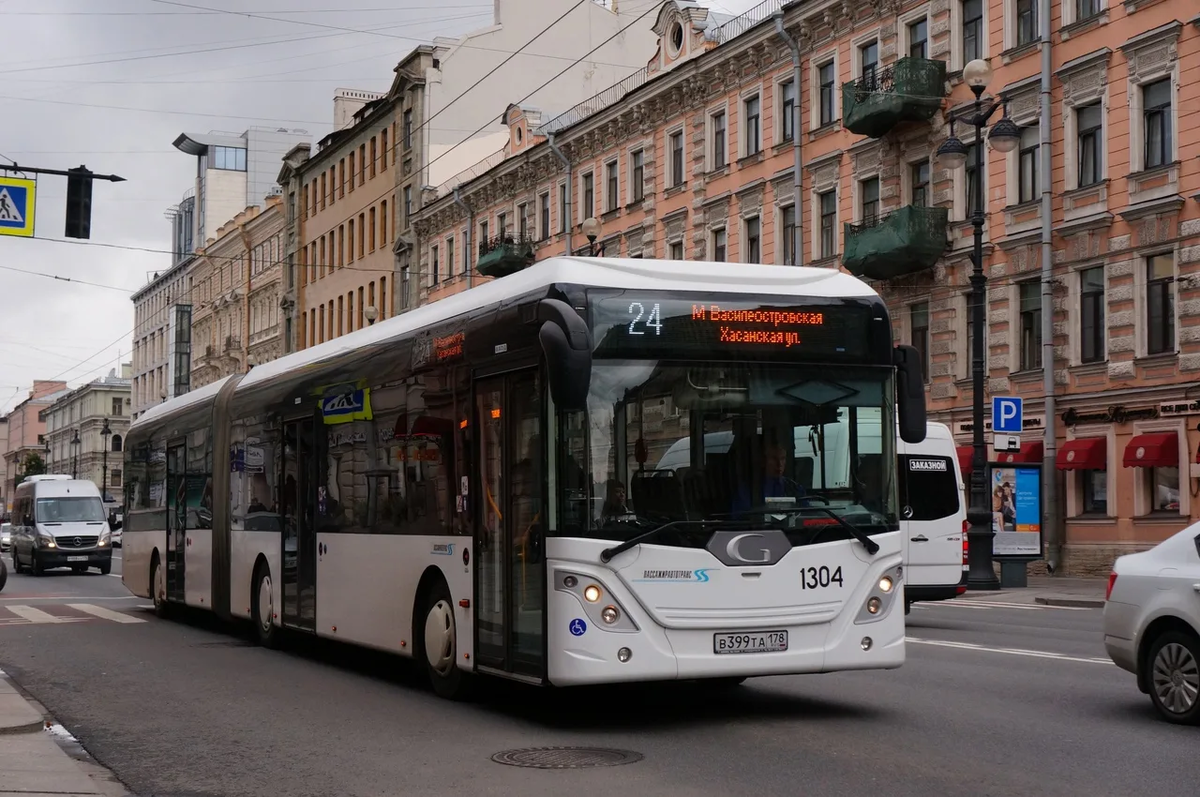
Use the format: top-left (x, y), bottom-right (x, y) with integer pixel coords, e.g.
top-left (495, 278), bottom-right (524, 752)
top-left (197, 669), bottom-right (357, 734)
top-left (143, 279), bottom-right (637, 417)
top-left (0, 669), bottom-right (132, 797)
top-left (955, 575), bottom-right (1108, 608)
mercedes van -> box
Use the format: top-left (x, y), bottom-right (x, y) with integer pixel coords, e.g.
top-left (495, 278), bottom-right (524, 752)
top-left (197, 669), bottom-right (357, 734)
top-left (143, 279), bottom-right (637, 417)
top-left (9, 475), bottom-right (114, 576)
top-left (898, 422), bottom-right (968, 611)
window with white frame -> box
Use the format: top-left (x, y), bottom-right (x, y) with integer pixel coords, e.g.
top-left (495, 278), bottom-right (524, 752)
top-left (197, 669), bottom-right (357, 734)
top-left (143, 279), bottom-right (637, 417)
top-left (962, 0), bottom-right (984, 62)
top-left (780, 81), bottom-right (796, 141)
top-left (630, 149), bottom-right (645, 202)
top-left (710, 109), bottom-right (727, 169)
top-left (1146, 461), bottom-right (1181, 514)
top-left (605, 160), bottom-right (619, 212)
top-left (497, 211), bottom-right (508, 237)
top-left (908, 18), bottom-right (929, 59)
top-left (539, 192), bottom-right (550, 239)
top-left (818, 190), bottom-right (837, 258)
top-left (859, 41), bottom-right (879, 86)
top-left (517, 203), bottom-right (528, 239)
top-left (669, 130), bottom-right (685, 186)
top-left (780, 204), bottom-right (796, 265)
top-left (1018, 280), bottom-right (1041, 370)
top-left (743, 95), bottom-right (761, 157)
top-left (1014, 0), bottom-right (1037, 48)
top-left (559, 184), bottom-right (568, 232)
top-left (859, 177), bottom-right (880, 223)
top-left (430, 244), bottom-right (440, 285)
top-left (1017, 124), bottom-right (1039, 204)
top-left (910, 301), bottom-right (930, 381)
top-left (1076, 103), bottom-right (1103, 187)
top-left (712, 228), bottom-right (727, 261)
top-left (581, 172), bottom-right (595, 220)
top-left (911, 160), bottom-right (930, 205)
top-left (817, 61), bottom-right (837, 126)
top-left (1142, 78), bottom-right (1173, 170)
top-left (743, 217), bottom-right (761, 263)
top-left (1079, 266), bottom-right (1105, 364)
top-left (1081, 466), bottom-right (1107, 514)
top-left (1076, 0), bottom-right (1100, 21)
top-left (1146, 253), bottom-right (1175, 355)
top-left (479, 219), bottom-right (489, 248)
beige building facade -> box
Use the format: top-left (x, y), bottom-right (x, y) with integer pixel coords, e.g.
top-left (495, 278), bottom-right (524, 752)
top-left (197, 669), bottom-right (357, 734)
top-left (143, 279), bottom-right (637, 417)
top-left (2, 380), bottom-right (68, 507)
top-left (41, 368), bottom-right (132, 505)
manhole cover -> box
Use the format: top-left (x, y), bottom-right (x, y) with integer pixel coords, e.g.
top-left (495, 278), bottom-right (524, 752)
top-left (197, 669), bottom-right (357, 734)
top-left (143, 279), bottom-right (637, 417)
top-left (491, 747), bottom-right (643, 769)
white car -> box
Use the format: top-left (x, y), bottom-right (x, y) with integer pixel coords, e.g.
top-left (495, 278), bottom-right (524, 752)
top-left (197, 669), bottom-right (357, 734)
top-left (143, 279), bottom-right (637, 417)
top-left (0, 522), bottom-right (11, 553)
top-left (1103, 523), bottom-right (1200, 724)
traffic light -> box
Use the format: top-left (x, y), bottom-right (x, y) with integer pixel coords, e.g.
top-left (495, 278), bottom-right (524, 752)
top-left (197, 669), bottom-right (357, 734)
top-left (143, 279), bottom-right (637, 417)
top-left (65, 166), bottom-right (93, 239)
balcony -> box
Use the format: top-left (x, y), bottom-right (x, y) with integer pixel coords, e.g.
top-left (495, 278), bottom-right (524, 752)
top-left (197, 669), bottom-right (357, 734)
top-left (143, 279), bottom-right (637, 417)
top-left (842, 58), bottom-right (948, 138)
top-left (476, 235), bottom-right (536, 279)
top-left (841, 205), bottom-right (949, 281)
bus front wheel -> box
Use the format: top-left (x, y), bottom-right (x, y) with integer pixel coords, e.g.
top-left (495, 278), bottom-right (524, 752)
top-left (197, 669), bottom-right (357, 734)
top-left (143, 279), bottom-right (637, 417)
top-left (252, 564), bottom-right (281, 650)
top-left (421, 581), bottom-right (472, 700)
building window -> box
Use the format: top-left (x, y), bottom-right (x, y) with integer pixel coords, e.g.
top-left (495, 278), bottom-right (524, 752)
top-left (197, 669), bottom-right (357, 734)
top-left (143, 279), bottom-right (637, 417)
top-left (539, 192), bottom-right (550, 238)
top-left (403, 109), bottom-right (413, 149)
top-left (1077, 103), bottom-right (1102, 187)
top-left (348, 219), bottom-right (356, 262)
top-left (369, 208), bottom-right (377, 252)
top-left (908, 19), bottom-right (928, 59)
top-left (965, 142), bottom-right (984, 217)
top-left (1080, 266), bottom-right (1105, 364)
top-left (780, 81), bottom-right (796, 141)
top-left (403, 187), bottom-right (412, 225)
top-left (1017, 125), bottom-right (1039, 204)
top-left (712, 228), bottom-right (727, 261)
top-left (447, 236), bottom-right (455, 274)
top-left (744, 217), bottom-right (761, 263)
top-left (1019, 280), bottom-right (1041, 371)
top-left (497, 212), bottom-right (508, 237)
top-left (380, 128), bottom-right (388, 169)
top-left (781, 204), bottom-right (796, 265)
top-left (606, 161), bottom-right (619, 212)
top-left (1147, 465), bottom-right (1181, 513)
top-left (859, 41), bottom-right (879, 84)
top-left (211, 146), bottom-right (246, 171)
top-left (479, 220), bottom-right (489, 249)
top-left (110, 469), bottom-right (122, 488)
top-left (631, 149), bottom-right (644, 202)
top-left (711, 110), bottom-right (727, 169)
top-left (818, 61), bottom-right (836, 126)
top-left (744, 95), bottom-right (760, 156)
top-left (963, 0), bottom-right (984, 62)
top-left (582, 172), bottom-right (594, 220)
top-left (910, 302), bottom-right (930, 381)
top-left (1015, 0), bottom-right (1036, 47)
top-left (370, 138), bottom-right (377, 178)
top-left (1077, 0), bottom-right (1100, 19)
top-left (559, 184), bottom-right (568, 232)
top-left (911, 160), bottom-right (930, 206)
top-left (1146, 253), bottom-right (1175, 355)
top-left (1081, 469), bottom-right (1106, 514)
top-left (670, 130), bottom-right (684, 186)
top-left (859, 177), bottom-right (880, 223)
top-left (1143, 78), bottom-right (1172, 170)
top-left (401, 266), bottom-right (410, 308)
top-left (431, 245), bottom-right (439, 285)
top-left (669, 240), bottom-right (684, 259)
top-left (819, 190), bottom-right (837, 258)
top-left (518, 203), bottom-right (528, 239)
top-left (111, 398), bottom-right (123, 416)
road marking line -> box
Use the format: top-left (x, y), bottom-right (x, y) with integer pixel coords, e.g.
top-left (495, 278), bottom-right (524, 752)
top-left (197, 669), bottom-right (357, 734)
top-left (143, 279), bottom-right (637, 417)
top-left (67, 603), bottom-right (146, 624)
top-left (0, 595), bottom-right (138, 602)
top-left (8, 605), bottom-right (70, 624)
top-left (919, 599), bottom-right (1093, 612)
top-left (907, 636), bottom-right (1112, 664)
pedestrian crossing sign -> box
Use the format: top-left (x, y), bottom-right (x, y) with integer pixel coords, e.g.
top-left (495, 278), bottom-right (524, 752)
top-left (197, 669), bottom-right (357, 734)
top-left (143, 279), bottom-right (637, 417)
top-left (0, 175), bottom-right (36, 237)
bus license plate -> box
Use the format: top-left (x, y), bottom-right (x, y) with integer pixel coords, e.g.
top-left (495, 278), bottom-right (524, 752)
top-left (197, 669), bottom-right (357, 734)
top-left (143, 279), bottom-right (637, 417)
top-left (67, 556), bottom-right (87, 562)
top-left (713, 631), bottom-right (788, 654)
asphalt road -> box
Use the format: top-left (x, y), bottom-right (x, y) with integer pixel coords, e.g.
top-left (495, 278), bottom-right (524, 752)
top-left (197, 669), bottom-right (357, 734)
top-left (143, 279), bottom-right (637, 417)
top-left (0, 556), bottom-right (1194, 797)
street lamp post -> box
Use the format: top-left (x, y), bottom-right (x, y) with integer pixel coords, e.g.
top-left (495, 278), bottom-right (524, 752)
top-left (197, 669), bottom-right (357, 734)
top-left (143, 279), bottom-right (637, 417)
top-left (70, 429), bottom-right (81, 480)
top-left (581, 217), bottom-right (604, 256)
top-left (100, 418), bottom-right (112, 500)
top-left (936, 58), bottom-right (1021, 591)
top-left (364, 305), bottom-right (378, 326)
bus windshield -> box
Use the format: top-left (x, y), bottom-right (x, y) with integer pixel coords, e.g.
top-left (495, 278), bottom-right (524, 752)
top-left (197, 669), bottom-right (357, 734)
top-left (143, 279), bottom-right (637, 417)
top-left (556, 361), bottom-right (898, 543)
top-left (36, 496), bottom-right (106, 524)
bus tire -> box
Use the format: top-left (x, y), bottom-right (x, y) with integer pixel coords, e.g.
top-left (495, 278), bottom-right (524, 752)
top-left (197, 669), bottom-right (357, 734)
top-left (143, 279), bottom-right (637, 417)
top-left (421, 580), bottom-right (472, 700)
top-left (150, 556), bottom-right (170, 619)
top-left (252, 563), bottom-right (281, 650)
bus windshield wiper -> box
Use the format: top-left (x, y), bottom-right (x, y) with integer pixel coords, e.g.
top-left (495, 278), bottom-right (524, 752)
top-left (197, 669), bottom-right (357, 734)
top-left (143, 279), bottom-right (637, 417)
top-left (800, 507), bottom-right (880, 555)
top-left (599, 520), bottom-right (766, 564)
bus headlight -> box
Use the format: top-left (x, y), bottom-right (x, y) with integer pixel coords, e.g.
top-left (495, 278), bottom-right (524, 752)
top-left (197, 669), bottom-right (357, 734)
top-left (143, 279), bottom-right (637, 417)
top-left (878, 576), bottom-right (893, 593)
top-left (855, 564), bottom-right (903, 625)
top-left (601, 606), bottom-right (620, 624)
top-left (583, 585), bottom-right (602, 603)
top-left (554, 570), bottom-right (639, 633)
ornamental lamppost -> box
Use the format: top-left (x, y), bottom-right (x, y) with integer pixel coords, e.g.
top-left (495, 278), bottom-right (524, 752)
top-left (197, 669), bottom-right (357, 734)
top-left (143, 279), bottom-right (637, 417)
top-left (935, 58), bottom-right (1021, 591)
top-left (581, 217), bottom-right (605, 256)
top-left (70, 429), bottom-right (81, 480)
top-left (100, 418), bottom-right (112, 500)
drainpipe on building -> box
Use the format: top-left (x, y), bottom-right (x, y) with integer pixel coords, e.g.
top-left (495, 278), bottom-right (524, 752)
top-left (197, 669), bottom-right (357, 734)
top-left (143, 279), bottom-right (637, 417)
top-left (453, 186), bottom-right (474, 290)
top-left (547, 132), bottom-right (573, 257)
top-left (240, 223), bottom-right (253, 373)
top-left (774, 11), bottom-right (803, 266)
top-left (1038, 0), bottom-right (1059, 573)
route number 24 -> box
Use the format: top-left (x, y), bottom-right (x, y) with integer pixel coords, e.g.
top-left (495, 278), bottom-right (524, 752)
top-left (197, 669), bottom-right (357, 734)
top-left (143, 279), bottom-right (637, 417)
top-left (628, 302), bottom-right (663, 336)
top-left (799, 565), bottom-right (844, 590)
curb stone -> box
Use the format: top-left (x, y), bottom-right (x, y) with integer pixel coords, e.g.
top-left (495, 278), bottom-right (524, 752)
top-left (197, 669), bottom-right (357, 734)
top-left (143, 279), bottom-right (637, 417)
top-left (1034, 597), bottom-right (1105, 608)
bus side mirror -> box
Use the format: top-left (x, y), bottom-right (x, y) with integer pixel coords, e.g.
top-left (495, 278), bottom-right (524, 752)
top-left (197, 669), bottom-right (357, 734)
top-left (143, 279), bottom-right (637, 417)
top-left (894, 344), bottom-right (927, 444)
top-left (537, 298), bottom-right (592, 411)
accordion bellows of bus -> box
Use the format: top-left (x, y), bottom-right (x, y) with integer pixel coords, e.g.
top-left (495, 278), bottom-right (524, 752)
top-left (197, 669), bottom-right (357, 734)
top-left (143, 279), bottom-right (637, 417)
top-left (121, 256), bottom-right (926, 699)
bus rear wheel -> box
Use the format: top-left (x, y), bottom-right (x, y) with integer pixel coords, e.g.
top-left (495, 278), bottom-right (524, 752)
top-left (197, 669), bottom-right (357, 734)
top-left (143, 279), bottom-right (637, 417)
top-left (422, 581), bottom-right (472, 700)
top-left (252, 564), bottom-right (281, 650)
top-left (151, 557), bottom-right (170, 619)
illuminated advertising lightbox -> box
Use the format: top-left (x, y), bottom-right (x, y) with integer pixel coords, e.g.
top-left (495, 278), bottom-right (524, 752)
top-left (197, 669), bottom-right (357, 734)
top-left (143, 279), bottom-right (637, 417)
top-left (590, 295), bottom-right (877, 361)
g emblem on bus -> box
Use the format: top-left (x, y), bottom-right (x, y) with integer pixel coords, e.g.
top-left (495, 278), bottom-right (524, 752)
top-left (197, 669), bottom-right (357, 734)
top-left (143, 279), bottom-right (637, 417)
top-left (706, 530), bottom-right (791, 567)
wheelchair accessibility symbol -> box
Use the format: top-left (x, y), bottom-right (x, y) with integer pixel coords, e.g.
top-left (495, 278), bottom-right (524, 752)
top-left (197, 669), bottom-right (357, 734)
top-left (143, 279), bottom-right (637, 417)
top-left (569, 618), bottom-right (587, 636)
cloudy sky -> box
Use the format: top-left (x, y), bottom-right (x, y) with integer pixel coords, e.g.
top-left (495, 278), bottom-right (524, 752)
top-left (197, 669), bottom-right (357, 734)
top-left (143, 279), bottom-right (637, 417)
top-left (0, 0), bottom-right (754, 414)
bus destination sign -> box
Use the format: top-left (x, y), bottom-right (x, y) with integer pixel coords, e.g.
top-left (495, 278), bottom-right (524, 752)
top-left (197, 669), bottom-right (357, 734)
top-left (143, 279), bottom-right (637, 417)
top-left (591, 295), bottom-right (875, 361)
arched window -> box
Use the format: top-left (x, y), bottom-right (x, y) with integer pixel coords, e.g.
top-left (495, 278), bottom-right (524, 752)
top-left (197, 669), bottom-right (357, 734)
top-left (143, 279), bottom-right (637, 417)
top-left (111, 434), bottom-right (123, 452)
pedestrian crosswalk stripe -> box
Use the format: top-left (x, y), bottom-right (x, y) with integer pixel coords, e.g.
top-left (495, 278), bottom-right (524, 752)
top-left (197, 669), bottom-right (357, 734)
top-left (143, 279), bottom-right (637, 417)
top-left (8, 605), bottom-right (74, 624)
top-left (67, 603), bottom-right (146, 624)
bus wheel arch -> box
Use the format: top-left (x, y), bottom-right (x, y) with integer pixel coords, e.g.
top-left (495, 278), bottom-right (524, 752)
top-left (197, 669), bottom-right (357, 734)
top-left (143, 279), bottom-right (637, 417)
top-left (412, 567), bottom-right (472, 700)
top-left (251, 555), bottom-right (280, 649)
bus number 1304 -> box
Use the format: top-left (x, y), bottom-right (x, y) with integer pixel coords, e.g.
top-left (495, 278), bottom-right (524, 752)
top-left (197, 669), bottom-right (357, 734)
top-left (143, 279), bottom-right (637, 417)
top-left (800, 565), bottom-right (844, 589)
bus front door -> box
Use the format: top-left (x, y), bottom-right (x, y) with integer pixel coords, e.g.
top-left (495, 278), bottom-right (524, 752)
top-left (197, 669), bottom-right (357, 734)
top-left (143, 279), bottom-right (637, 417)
top-left (165, 442), bottom-right (186, 602)
top-left (281, 418), bottom-right (317, 632)
top-left (474, 368), bottom-right (545, 680)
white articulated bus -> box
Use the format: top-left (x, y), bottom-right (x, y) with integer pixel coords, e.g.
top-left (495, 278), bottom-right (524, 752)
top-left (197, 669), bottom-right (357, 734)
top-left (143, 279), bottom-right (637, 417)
top-left (121, 256), bottom-right (926, 698)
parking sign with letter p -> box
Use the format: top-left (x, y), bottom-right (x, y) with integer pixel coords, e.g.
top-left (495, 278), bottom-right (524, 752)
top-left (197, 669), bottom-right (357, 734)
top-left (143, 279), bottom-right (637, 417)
top-left (992, 396), bottom-right (1023, 434)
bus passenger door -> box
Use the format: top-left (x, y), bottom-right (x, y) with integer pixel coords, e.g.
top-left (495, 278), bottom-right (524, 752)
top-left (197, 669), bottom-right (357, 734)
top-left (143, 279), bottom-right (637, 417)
top-left (474, 368), bottom-right (545, 680)
top-left (165, 442), bottom-right (186, 602)
top-left (281, 418), bottom-right (317, 632)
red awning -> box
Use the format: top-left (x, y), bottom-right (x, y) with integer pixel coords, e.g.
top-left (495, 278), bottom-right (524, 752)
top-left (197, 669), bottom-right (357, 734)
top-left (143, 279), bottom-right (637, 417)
top-left (996, 440), bottom-right (1044, 464)
top-left (1122, 432), bottom-right (1178, 468)
top-left (1056, 437), bottom-right (1106, 471)
top-left (956, 446), bottom-right (974, 476)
